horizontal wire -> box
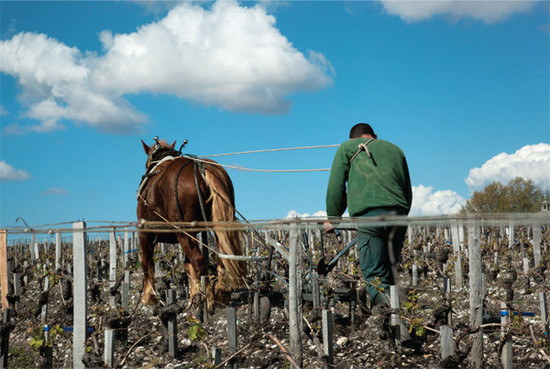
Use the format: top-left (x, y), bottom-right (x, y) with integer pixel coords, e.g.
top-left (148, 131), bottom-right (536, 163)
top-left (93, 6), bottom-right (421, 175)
top-left (3, 213), bottom-right (549, 235)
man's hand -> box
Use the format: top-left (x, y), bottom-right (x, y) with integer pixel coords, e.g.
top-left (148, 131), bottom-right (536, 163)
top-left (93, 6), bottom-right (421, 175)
top-left (323, 222), bottom-right (335, 233)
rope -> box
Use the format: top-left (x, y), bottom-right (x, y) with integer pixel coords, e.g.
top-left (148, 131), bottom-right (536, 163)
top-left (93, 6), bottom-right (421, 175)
top-left (190, 143), bottom-right (340, 172)
top-left (202, 144), bottom-right (339, 157)
top-left (185, 155), bottom-right (330, 173)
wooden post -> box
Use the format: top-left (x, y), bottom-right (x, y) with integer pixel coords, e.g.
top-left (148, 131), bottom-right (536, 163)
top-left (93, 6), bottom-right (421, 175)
top-left (13, 274), bottom-right (20, 313)
top-left (212, 347), bottom-right (222, 366)
top-left (390, 285), bottom-right (402, 347)
top-left (533, 225), bottom-right (542, 268)
top-left (0, 309), bottom-right (11, 368)
top-left (440, 326), bottom-right (454, 360)
top-left (109, 228), bottom-right (117, 308)
top-left (412, 264), bottom-right (418, 287)
top-left (104, 329), bottom-right (114, 368)
top-left (501, 302), bottom-right (512, 369)
top-left (131, 231), bottom-right (137, 264)
top-left (508, 222), bottom-right (514, 249)
top-left (55, 232), bottom-right (62, 271)
top-left (73, 221), bottom-right (88, 369)
top-left (41, 277), bottom-right (50, 321)
top-left (0, 230), bottom-right (8, 311)
top-left (322, 309), bottom-right (334, 364)
top-left (312, 270), bottom-right (321, 309)
top-left (288, 223), bottom-right (303, 367)
top-left (122, 271), bottom-right (130, 310)
top-left (123, 229), bottom-right (129, 268)
top-left (166, 289), bottom-right (177, 358)
top-left (30, 234), bottom-right (36, 261)
top-left (540, 292), bottom-right (548, 334)
top-left (451, 222), bottom-right (463, 288)
top-left (201, 275), bottom-right (209, 323)
top-left (468, 225), bottom-right (483, 368)
top-left (226, 307), bottom-right (237, 369)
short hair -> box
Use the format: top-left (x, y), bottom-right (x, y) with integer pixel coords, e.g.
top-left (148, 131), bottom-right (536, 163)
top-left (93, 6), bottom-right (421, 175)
top-left (349, 123), bottom-right (375, 139)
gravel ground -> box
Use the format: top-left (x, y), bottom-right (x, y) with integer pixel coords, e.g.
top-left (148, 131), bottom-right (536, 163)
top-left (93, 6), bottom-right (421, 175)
top-left (4, 235), bottom-right (550, 369)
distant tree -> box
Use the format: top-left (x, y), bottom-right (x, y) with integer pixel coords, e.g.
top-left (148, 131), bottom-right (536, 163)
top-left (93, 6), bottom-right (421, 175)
top-left (461, 177), bottom-right (547, 214)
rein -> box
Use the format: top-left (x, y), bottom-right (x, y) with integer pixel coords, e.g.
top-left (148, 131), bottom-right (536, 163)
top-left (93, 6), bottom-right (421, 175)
top-left (138, 149), bottom-right (210, 228)
top-left (137, 147), bottom-right (181, 203)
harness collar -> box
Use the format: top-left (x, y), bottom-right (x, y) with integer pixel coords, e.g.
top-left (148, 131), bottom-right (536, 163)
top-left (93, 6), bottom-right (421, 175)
top-left (137, 154), bottom-right (178, 201)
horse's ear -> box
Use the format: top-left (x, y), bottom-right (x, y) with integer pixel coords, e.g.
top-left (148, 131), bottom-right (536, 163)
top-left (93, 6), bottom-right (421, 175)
top-left (141, 140), bottom-right (151, 155)
top-left (170, 141), bottom-right (176, 149)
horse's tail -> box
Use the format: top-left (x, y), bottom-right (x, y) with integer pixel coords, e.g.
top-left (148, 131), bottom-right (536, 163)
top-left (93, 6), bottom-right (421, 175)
top-left (203, 163), bottom-right (247, 289)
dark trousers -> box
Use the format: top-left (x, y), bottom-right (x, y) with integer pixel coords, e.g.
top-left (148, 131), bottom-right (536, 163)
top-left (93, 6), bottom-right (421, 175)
top-left (357, 208), bottom-right (407, 305)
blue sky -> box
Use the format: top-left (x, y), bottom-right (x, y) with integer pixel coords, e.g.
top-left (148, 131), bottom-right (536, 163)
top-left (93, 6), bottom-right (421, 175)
top-left (1, 0), bottom-right (549, 228)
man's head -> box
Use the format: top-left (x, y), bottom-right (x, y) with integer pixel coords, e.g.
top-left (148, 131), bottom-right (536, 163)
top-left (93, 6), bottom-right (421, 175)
top-left (349, 123), bottom-right (377, 139)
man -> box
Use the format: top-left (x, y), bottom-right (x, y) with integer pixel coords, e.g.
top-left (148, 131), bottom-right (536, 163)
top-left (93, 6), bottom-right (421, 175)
top-left (325, 123), bottom-right (412, 307)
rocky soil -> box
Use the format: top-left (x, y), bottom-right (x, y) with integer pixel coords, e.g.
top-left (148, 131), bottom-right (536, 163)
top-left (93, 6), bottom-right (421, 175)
top-left (4, 235), bottom-right (550, 369)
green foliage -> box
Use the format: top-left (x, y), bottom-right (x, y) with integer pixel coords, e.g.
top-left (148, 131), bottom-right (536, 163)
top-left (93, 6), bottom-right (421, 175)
top-left (367, 277), bottom-right (385, 295)
top-left (409, 317), bottom-right (426, 337)
top-left (403, 290), bottom-right (419, 315)
top-left (9, 345), bottom-right (39, 369)
top-left (461, 177), bottom-right (547, 214)
top-left (29, 327), bottom-right (45, 349)
top-left (187, 317), bottom-right (206, 342)
top-left (29, 324), bottom-right (64, 349)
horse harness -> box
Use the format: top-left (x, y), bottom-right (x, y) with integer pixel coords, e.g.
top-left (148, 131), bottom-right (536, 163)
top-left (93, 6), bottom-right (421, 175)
top-left (137, 145), bottom-right (209, 223)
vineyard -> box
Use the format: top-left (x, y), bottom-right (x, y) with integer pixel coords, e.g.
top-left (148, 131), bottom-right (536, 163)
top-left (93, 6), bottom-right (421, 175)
top-left (0, 214), bottom-right (549, 368)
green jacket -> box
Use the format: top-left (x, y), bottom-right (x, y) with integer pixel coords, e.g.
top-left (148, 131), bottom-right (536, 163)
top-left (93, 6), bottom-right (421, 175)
top-left (326, 138), bottom-right (412, 217)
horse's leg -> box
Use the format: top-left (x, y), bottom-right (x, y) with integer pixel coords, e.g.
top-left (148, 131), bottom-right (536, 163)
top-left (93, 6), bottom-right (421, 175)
top-left (176, 234), bottom-right (211, 308)
top-left (183, 260), bottom-right (200, 304)
top-left (140, 232), bottom-right (157, 305)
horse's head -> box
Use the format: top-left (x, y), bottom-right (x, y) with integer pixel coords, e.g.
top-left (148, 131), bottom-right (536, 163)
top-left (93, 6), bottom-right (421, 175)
top-left (141, 137), bottom-right (177, 169)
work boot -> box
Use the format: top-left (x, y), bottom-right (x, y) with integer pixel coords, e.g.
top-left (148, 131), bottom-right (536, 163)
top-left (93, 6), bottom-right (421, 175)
top-left (370, 302), bottom-right (392, 340)
top-left (372, 291), bottom-right (390, 307)
top-left (398, 320), bottom-right (414, 348)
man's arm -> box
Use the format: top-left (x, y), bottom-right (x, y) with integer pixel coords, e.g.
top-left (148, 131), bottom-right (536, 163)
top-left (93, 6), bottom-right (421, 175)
top-left (326, 146), bottom-right (349, 217)
top-left (402, 156), bottom-right (413, 211)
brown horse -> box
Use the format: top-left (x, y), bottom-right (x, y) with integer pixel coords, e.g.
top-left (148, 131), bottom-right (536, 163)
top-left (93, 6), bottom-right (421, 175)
top-left (137, 138), bottom-right (247, 310)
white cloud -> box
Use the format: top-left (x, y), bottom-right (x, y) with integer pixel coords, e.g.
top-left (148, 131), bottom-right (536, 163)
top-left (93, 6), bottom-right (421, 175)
top-left (410, 184), bottom-right (466, 216)
top-left (287, 184), bottom-right (467, 219)
top-left (0, 161), bottom-right (31, 181)
top-left (378, 0), bottom-right (538, 23)
top-left (41, 187), bottom-right (69, 196)
top-left (465, 143), bottom-right (550, 192)
top-left (286, 210), bottom-right (327, 218)
top-left (0, 0), bottom-right (332, 134)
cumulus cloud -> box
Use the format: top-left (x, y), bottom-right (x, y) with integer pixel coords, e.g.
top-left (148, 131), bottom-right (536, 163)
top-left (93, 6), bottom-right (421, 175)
top-left (286, 210), bottom-right (327, 218)
top-left (466, 143), bottom-right (550, 192)
top-left (0, 161), bottom-right (31, 181)
top-left (41, 187), bottom-right (69, 196)
top-left (378, 0), bottom-right (538, 23)
top-left (289, 184), bottom-right (466, 218)
top-left (0, 0), bottom-right (332, 134)
top-left (410, 184), bottom-right (466, 216)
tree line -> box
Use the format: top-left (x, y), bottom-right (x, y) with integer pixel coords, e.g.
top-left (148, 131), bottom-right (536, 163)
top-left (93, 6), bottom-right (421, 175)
top-left (460, 177), bottom-right (549, 214)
